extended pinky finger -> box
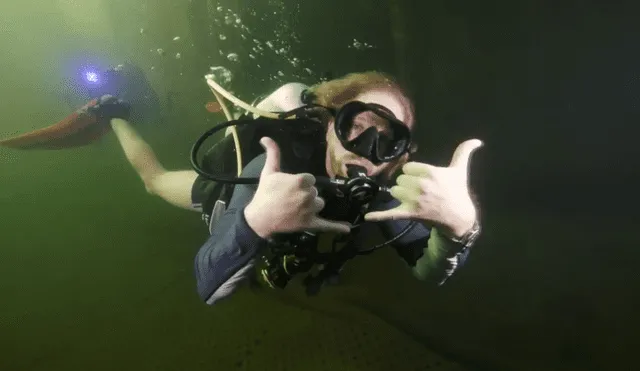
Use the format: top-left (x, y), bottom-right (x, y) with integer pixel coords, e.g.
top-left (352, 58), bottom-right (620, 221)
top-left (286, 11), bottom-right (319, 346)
top-left (308, 217), bottom-right (352, 234)
top-left (364, 207), bottom-right (414, 222)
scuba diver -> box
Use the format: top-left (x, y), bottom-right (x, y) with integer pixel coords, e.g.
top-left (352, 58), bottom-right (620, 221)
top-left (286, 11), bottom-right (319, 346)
top-left (104, 71), bottom-right (483, 304)
top-left (185, 71), bottom-right (484, 304)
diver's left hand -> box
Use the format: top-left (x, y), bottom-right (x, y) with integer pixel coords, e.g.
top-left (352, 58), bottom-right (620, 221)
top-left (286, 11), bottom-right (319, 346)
top-left (364, 139), bottom-right (483, 239)
top-left (87, 95), bottom-right (131, 121)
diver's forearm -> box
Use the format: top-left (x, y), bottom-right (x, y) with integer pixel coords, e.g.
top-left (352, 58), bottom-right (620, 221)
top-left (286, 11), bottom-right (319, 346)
top-left (110, 118), bottom-right (165, 178)
top-left (110, 118), bottom-right (145, 149)
top-left (412, 227), bottom-right (470, 285)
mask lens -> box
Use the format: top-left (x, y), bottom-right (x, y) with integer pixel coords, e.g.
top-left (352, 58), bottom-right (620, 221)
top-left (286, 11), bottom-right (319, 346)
top-left (335, 101), bottom-right (412, 162)
top-left (346, 112), bottom-right (407, 160)
top-left (346, 110), bottom-right (394, 140)
top-left (376, 134), bottom-right (393, 158)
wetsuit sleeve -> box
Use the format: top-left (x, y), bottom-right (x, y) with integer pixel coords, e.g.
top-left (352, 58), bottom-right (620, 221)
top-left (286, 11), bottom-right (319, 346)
top-left (373, 198), bottom-right (471, 285)
top-left (194, 154), bottom-right (268, 305)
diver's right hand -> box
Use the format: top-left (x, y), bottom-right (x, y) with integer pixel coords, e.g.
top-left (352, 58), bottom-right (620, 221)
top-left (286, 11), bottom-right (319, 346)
top-left (244, 137), bottom-right (352, 239)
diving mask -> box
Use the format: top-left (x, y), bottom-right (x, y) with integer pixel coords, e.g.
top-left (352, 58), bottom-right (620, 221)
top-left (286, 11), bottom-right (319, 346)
top-left (334, 101), bottom-right (412, 165)
top-left (282, 100), bottom-right (412, 165)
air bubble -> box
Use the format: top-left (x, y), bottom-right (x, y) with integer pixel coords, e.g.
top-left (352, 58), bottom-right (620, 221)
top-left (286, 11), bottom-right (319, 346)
top-left (349, 38), bottom-right (375, 50)
top-left (208, 66), bottom-right (233, 86)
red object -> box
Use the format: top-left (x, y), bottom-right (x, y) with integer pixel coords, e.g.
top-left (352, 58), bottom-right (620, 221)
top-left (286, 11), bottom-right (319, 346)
top-left (205, 101), bottom-right (222, 113)
top-left (0, 99), bottom-right (112, 150)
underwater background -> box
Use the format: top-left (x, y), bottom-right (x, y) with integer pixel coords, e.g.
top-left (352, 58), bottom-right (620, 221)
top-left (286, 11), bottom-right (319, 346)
top-left (0, 0), bottom-right (637, 370)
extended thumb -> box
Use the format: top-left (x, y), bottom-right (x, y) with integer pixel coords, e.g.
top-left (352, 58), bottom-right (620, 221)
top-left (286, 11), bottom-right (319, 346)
top-left (260, 137), bottom-right (281, 175)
